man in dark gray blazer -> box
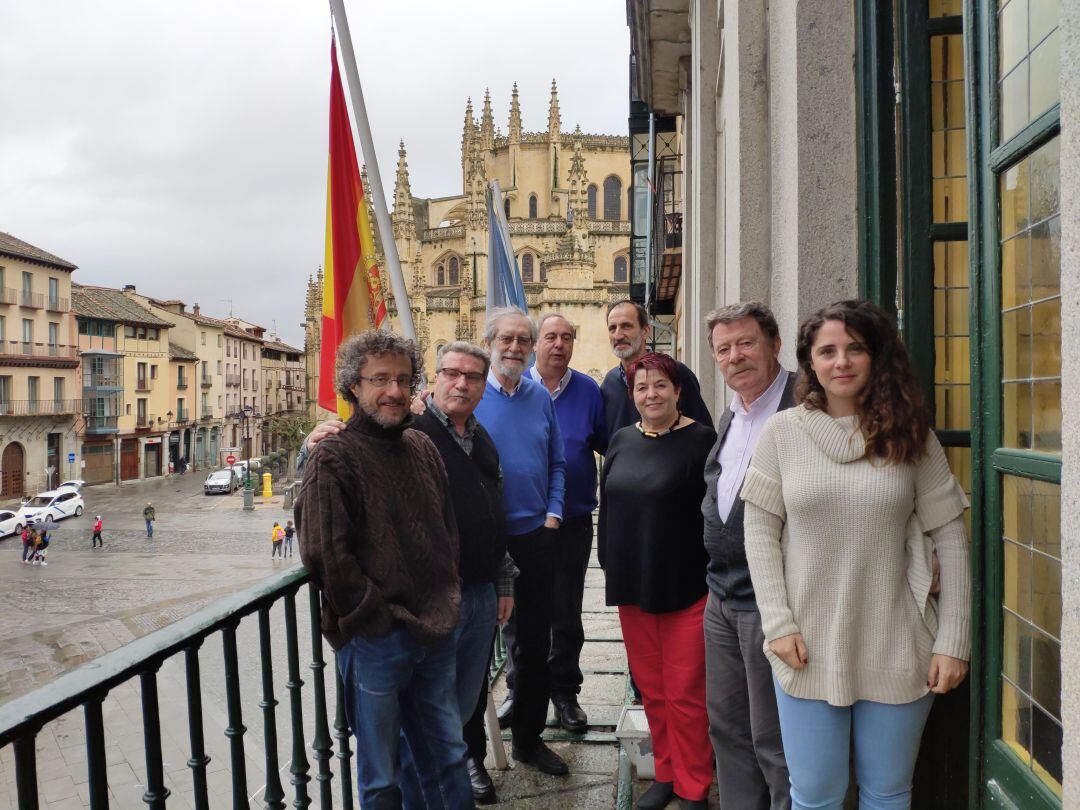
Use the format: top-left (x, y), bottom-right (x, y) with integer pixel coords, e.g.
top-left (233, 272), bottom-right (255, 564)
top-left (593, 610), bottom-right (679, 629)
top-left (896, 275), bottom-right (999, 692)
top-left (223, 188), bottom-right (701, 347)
top-left (701, 302), bottom-right (792, 810)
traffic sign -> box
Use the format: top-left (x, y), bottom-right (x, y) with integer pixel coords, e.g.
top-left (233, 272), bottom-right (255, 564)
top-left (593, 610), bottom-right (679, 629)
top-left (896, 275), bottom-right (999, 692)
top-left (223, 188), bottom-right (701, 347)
top-left (67, 452), bottom-right (76, 463)
top-left (226, 454), bottom-right (237, 465)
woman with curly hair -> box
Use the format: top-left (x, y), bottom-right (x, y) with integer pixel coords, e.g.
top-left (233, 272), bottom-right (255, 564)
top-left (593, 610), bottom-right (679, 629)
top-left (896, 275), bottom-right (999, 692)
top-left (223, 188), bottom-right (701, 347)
top-left (742, 299), bottom-right (971, 810)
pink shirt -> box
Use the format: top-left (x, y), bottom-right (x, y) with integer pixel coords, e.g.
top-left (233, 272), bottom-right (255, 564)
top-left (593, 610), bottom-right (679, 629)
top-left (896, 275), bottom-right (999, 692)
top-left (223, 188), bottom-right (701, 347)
top-left (715, 368), bottom-right (789, 523)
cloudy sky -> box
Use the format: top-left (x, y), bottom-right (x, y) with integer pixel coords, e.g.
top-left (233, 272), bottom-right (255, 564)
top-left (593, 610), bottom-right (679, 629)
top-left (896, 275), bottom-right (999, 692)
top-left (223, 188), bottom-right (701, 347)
top-left (0, 1), bottom-right (629, 348)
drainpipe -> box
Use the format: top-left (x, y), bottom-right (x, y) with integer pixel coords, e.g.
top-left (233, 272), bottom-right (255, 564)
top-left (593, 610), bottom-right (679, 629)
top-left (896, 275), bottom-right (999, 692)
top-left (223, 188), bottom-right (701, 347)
top-left (644, 113), bottom-right (656, 317)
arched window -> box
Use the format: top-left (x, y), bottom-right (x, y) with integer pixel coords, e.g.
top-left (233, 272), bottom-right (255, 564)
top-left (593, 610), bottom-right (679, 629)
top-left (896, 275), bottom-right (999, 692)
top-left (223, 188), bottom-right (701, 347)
top-left (603, 176), bottom-right (622, 220)
top-left (504, 198), bottom-right (511, 220)
top-left (587, 184), bottom-right (598, 219)
top-left (528, 194), bottom-right (538, 219)
top-left (449, 257), bottom-right (460, 286)
top-left (540, 262), bottom-right (548, 283)
top-left (614, 255), bottom-right (628, 283)
top-left (521, 252), bottom-right (534, 282)
top-left (436, 263), bottom-right (445, 285)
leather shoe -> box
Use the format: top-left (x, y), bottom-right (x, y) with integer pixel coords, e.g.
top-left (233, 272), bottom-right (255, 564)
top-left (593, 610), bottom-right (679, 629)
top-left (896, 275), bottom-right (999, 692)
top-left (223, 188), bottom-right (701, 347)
top-left (467, 757), bottom-right (496, 804)
top-left (635, 780), bottom-right (674, 810)
top-left (677, 798), bottom-right (708, 810)
top-left (553, 696), bottom-right (588, 733)
top-left (496, 696), bottom-right (514, 729)
top-left (511, 741), bottom-right (569, 775)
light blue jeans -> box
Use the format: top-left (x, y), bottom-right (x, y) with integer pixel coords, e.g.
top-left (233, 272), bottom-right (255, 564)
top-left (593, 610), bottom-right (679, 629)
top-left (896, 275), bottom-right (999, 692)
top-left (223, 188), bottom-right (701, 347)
top-left (772, 677), bottom-right (934, 810)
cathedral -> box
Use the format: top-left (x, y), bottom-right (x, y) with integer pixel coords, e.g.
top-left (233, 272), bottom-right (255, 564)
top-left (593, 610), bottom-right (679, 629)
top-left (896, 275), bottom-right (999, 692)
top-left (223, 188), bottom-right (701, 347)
top-left (304, 81), bottom-right (631, 418)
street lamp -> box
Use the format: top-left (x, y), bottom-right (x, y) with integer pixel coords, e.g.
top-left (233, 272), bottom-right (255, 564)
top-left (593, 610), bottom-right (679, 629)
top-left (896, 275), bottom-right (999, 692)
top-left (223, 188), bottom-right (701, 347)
top-left (233, 406), bottom-right (254, 488)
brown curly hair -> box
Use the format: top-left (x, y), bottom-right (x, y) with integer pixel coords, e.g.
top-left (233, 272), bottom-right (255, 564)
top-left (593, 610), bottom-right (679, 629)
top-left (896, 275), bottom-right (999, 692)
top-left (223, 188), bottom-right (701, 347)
top-left (795, 300), bottom-right (929, 465)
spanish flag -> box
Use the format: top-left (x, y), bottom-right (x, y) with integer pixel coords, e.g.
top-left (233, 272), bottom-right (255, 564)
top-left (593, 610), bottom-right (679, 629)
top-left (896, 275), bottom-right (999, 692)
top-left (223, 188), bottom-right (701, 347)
top-left (319, 36), bottom-right (387, 417)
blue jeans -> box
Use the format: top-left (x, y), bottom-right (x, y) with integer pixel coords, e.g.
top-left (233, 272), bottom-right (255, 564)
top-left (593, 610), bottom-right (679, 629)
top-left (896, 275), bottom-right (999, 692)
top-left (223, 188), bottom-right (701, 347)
top-left (772, 677), bottom-right (934, 810)
top-left (336, 627), bottom-right (472, 810)
top-left (401, 582), bottom-right (496, 808)
top-left (145, 519), bottom-right (153, 538)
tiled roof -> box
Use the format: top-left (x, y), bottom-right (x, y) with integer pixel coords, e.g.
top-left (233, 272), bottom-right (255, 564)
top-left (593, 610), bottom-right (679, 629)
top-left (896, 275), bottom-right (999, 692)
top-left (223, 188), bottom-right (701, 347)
top-left (149, 300), bottom-right (230, 328)
top-left (0, 232), bottom-right (77, 271)
top-left (71, 284), bottom-right (174, 327)
top-left (224, 324), bottom-right (264, 343)
top-left (169, 342), bottom-right (199, 361)
top-left (263, 339), bottom-right (303, 354)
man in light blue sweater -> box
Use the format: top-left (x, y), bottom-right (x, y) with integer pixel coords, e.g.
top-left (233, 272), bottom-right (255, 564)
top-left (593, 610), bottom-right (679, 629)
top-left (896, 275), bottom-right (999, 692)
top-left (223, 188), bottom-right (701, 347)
top-left (475, 306), bottom-right (569, 777)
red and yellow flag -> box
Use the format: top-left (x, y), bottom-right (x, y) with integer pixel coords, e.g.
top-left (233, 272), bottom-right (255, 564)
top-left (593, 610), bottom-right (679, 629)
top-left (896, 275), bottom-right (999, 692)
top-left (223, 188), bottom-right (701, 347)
top-left (319, 37), bottom-right (387, 416)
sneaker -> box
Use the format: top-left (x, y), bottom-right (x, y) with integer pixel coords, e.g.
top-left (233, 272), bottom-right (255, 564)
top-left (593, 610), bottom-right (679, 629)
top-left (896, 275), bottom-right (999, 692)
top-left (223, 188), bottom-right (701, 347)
top-left (40, 562), bottom-right (47, 566)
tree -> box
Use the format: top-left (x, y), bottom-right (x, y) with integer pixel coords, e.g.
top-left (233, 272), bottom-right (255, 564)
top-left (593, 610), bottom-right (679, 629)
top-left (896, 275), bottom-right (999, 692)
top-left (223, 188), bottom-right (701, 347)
top-left (263, 413), bottom-right (316, 478)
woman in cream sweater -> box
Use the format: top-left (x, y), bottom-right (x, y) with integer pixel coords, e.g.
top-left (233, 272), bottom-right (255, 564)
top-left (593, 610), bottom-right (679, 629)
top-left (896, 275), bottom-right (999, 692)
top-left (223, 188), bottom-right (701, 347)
top-left (742, 299), bottom-right (970, 810)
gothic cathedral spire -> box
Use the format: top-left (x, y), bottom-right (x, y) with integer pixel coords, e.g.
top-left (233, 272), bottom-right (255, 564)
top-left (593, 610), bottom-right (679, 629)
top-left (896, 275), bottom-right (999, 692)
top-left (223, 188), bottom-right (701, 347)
top-left (392, 140), bottom-right (415, 240)
top-left (480, 88), bottom-right (495, 150)
top-left (508, 82), bottom-right (522, 144)
top-left (547, 79), bottom-right (561, 140)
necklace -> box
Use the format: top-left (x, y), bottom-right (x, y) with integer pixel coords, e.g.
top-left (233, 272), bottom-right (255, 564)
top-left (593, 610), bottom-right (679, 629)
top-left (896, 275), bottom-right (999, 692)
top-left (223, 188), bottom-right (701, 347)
top-left (636, 412), bottom-right (682, 438)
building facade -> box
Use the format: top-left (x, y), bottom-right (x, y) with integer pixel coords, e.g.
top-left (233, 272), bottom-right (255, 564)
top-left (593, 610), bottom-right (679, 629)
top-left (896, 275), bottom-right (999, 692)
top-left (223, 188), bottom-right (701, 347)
top-left (222, 318), bottom-right (265, 462)
top-left (627, 1), bottom-right (1073, 806)
top-left (0, 234), bottom-right (80, 497)
top-left (304, 81), bottom-right (632, 417)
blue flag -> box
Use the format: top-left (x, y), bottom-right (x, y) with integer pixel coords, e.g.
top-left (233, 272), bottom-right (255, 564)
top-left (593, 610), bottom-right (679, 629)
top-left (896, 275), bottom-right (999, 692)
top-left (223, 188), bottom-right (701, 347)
top-left (486, 179), bottom-right (528, 315)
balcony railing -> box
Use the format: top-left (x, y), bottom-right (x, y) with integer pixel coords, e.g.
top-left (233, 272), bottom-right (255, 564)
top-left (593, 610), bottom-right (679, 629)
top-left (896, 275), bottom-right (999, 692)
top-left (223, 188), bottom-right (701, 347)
top-left (0, 341), bottom-right (78, 359)
top-left (19, 291), bottom-right (45, 309)
top-left (46, 296), bottom-right (70, 313)
top-left (136, 379), bottom-right (151, 392)
top-left (201, 376), bottom-right (213, 389)
top-left (0, 399), bottom-right (81, 416)
top-left (201, 408), bottom-right (215, 420)
top-left (177, 380), bottom-right (188, 390)
top-left (0, 288), bottom-right (17, 305)
top-left (135, 414), bottom-right (155, 429)
top-left (83, 373), bottom-right (122, 389)
top-left (0, 568), bottom-right (358, 810)
top-left (226, 374), bottom-right (241, 387)
top-left (85, 415), bottom-right (119, 432)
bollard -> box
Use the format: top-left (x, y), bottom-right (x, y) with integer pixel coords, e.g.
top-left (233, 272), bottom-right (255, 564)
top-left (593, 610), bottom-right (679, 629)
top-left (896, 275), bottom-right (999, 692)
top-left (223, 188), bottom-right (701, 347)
top-left (262, 472), bottom-right (272, 498)
top-left (283, 483), bottom-right (295, 510)
top-left (243, 487), bottom-right (254, 511)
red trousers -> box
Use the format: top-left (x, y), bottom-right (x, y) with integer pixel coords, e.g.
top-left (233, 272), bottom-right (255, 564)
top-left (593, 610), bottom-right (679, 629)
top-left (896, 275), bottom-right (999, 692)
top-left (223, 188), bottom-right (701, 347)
top-left (619, 595), bottom-right (712, 800)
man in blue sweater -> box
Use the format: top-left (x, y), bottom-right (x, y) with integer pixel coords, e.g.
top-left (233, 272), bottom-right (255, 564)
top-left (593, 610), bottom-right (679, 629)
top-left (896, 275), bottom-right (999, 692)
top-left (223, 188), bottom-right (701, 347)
top-left (513, 313), bottom-right (607, 735)
top-left (476, 306), bottom-right (569, 777)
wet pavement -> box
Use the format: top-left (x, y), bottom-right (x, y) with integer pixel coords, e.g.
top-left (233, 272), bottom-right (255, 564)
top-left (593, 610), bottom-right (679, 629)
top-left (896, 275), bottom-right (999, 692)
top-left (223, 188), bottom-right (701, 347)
top-left (0, 475), bottom-right (651, 809)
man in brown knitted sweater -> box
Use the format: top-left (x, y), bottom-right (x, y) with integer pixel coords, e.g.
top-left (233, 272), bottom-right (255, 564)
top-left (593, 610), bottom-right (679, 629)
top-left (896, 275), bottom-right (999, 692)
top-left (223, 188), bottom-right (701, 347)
top-left (296, 330), bottom-right (473, 809)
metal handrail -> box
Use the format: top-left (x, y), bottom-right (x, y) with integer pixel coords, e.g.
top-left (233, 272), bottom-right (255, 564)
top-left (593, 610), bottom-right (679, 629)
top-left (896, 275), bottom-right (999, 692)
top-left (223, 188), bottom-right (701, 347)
top-left (0, 566), bottom-right (352, 810)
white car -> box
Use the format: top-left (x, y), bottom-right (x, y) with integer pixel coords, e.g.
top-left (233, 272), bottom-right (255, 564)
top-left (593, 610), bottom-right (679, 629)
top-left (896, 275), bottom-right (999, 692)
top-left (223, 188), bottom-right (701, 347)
top-left (19, 490), bottom-right (85, 523)
top-left (204, 469), bottom-right (240, 495)
top-left (57, 480), bottom-right (85, 492)
top-left (0, 509), bottom-right (24, 537)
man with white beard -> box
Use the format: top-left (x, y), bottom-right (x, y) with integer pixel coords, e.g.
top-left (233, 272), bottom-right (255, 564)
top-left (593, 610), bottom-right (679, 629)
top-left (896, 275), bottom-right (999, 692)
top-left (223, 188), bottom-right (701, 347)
top-left (472, 306), bottom-right (570, 776)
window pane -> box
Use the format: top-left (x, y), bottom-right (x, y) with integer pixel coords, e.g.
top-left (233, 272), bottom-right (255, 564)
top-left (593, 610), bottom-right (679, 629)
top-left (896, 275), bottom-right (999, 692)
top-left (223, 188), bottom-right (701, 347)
top-left (1029, 0), bottom-right (1058, 44)
top-left (1002, 539), bottom-right (1032, 620)
top-left (1000, 235), bottom-right (1031, 309)
top-left (929, 0), bottom-right (962, 16)
top-left (999, 0), bottom-right (1029, 76)
top-left (1002, 381), bottom-right (1032, 448)
top-left (997, 0), bottom-right (1060, 143)
top-left (1029, 30), bottom-right (1060, 121)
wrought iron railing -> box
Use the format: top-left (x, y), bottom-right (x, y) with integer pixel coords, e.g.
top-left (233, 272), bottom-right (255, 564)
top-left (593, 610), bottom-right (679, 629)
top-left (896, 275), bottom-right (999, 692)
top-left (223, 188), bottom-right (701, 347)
top-left (0, 568), bottom-right (356, 810)
top-left (85, 415), bottom-right (119, 432)
top-left (0, 399), bottom-right (81, 416)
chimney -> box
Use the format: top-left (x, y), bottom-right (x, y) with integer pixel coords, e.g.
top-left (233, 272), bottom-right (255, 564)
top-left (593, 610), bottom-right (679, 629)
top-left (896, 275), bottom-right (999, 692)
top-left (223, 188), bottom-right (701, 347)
top-left (123, 284), bottom-right (136, 292)
top-left (193, 303), bottom-right (200, 316)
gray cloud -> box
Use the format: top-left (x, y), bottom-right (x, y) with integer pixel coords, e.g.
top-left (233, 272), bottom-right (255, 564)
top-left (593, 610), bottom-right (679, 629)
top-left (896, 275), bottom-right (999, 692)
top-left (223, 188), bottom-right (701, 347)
top-left (0, 1), bottom-right (629, 347)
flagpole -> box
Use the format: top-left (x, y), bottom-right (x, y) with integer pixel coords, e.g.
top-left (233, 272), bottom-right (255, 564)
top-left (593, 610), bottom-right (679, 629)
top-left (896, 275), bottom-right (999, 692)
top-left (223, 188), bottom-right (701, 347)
top-left (329, 0), bottom-right (415, 340)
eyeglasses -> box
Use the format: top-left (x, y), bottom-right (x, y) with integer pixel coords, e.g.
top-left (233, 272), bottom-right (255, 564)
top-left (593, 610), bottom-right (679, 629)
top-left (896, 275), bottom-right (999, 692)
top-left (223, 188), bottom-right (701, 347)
top-left (358, 374), bottom-right (414, 390)
top-left (438, 368), bottom-right (486, 385)
top-left (495, 333), bottom-right (534, 348)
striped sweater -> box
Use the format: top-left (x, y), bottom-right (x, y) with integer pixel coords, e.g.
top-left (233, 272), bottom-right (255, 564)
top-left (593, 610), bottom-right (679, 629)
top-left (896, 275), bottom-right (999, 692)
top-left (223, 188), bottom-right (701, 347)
top-left (742, 404), bottom-right (971, 707)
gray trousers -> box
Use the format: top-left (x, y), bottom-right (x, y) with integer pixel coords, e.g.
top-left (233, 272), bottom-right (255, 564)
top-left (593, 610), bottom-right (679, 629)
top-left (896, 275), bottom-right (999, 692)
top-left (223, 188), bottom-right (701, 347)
top-left (704, 591), bottom-right (791, 810)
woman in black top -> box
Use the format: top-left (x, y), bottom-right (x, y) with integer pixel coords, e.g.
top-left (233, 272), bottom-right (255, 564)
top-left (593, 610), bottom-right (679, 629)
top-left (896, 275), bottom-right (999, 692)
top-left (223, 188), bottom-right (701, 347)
top-left (598, 352), bottom-right (715, 810)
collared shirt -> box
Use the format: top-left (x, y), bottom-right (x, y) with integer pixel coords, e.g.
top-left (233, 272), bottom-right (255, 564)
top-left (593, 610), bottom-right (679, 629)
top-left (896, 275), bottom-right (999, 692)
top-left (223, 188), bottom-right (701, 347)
top-left (528, 365), bottom-right (573, 399)
top-left (715, 368), bottom-right (790, 522)
top-left (487, 369), bottom-right (523, 397)
top-left (427, 397), bottom-right (478, 456)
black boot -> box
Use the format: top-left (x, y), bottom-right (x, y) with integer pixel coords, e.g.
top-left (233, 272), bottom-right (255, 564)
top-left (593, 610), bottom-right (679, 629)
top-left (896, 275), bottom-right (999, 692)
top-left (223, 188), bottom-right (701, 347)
top-left (635, 780), bottom-right (675, 810)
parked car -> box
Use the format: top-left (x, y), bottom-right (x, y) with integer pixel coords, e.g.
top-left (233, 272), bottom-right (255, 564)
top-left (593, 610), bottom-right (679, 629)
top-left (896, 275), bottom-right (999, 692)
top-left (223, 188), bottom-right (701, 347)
top-left (19, 490), bottom-right (85, 523)
top-left (0, 509), bottom-right (24, 537)
top-left (204, 469), bottom-right (239, 495)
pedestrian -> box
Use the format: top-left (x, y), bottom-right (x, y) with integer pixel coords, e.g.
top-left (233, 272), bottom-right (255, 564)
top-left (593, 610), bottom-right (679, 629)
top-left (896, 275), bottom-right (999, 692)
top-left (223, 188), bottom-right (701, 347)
top-left (91, 516), bottom-right (104, 549)
top-left (143, 502), bottom-right (155, 538)
top-left (743, 299), bottom-right (971, 809)
top-left (598, 352), bottom-right (716, 810)
top-left (475, 307), bottom-right (569, 777)
top-left (270, 522), bottom-right (285, 559)
top-left (32, 525), bottom-right (50, 565)
top-left (283, 520), bottom-right (295, 557)
top-left (296, 329), bottom-right (472, 809)
top-left (20, 525), bottom-right (32, 563)
top-left (701, 302), bottom-right (793, 810)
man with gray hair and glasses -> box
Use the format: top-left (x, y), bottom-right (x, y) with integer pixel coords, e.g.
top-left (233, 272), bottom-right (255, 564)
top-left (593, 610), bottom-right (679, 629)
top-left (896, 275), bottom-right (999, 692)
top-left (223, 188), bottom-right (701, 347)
top-left (700, 302), bottom-right (793, 809)
top-left (296, 330), bottom-right (472, 808)
top-left (474, 306), bottom-right (569, 777)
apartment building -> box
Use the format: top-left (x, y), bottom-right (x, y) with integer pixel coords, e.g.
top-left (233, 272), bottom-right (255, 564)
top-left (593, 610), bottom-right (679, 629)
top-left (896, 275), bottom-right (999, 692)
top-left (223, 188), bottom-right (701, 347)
top-left (0, 234), bottom-right (80, 497)
top-left (222, 318), bottom-right (265, 462)
top-left (260, 339), bottom-right (305, 454)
